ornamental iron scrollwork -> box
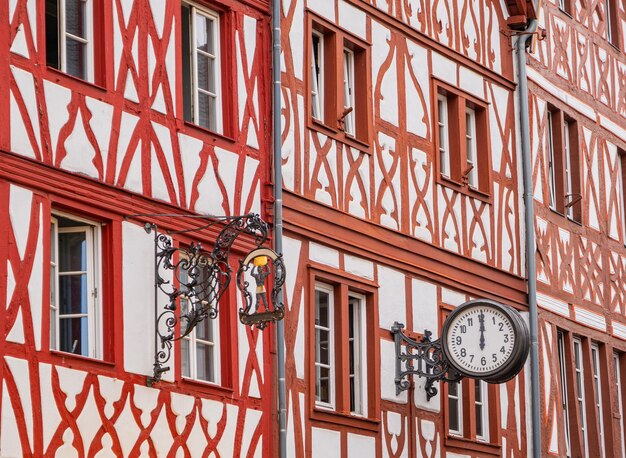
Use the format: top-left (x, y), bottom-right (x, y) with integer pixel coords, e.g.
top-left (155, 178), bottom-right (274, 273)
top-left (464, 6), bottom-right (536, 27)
top-left (144, 213), bottom-right (283, 385)
top-left (391, 321), bottom-right (462, 400)
top-left (237, 247), bottom-right (286, 330)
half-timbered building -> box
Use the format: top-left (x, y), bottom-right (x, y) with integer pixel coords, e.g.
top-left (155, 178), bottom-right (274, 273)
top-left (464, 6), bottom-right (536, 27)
top-left (0, 0), bottom-right (275, 456)
top-left (530, 0), bottom-right (626, 456)
top-left (280, 0), bottom-right (536, 456)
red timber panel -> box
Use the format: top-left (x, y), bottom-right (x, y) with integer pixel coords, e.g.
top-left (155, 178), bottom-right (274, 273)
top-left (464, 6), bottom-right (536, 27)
top-left (4, 0), bottom-right (271, 219)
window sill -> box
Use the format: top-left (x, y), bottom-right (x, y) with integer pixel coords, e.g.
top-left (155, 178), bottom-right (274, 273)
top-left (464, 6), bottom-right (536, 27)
top-left (445, 436), bottom-right (501, 456)
top-left (311, 406), bottom-right (380, 432)
top-left (177, 376), bottom-right (234, 397)
top-left (308, 119), bottom-right (372, 155)
top-left (182, 120), bottom-right (237, 145)
top-left (47, 67), bottom-right (107, 93)
top-left (437, 175), bottom-right (492, 204)
top-left (548, 206), bottom-right (582, 226)
top-left (50, 350), bottom-right (115, 372)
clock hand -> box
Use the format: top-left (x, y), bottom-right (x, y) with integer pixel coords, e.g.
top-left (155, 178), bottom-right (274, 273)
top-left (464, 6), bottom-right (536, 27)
top-left (479, 310), bottom-right (485, 351)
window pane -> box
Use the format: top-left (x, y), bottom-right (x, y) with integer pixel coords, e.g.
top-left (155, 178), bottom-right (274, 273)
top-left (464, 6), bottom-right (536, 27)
top-left (182, 4), bottom-right (193, 123)
top-left (59, 274), bottom-right (88, 314)
top-left (65, 0), bottom-right (85, 38)
top-left (46, 0), bottom-right (60, 69)
top-left (448, 397), bottom-right (459, 432)
top-left (316, 328), bottom-right (330, 365)
top-left (196, 342), bottom-right (215, 382)
top-left (196, 14), bottom-right (215, 54)
top-left (197, 53), bottom-right (210, 91)
top-left (315, 291), bottom-right (329, 327)
top-left (197, 92), bottom-right (216, 131)
top-left (196, 316), bottom-right (213, 342)
top-left (60, 316), bottom-right (88, 355)
top-left (316, 365), bottom-right (330, 404)
top-left (59, 232), bottom-right (86, 271)
top-left (65, 38), bottom-right (86, 79)
top-left (50, 308), bottom-right (57, 349)
top-left (181, 338), bottom-right (190, 377)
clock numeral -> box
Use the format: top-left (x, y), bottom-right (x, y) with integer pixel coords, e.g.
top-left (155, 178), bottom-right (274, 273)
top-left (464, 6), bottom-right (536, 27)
top-left (460, 325), bottom-right (467, 334)
top-left (481, 357), bottom-right (486, 366)
top-left (504, 334), bottom-right (509, 343)
top-left (492, 316), bottom-right (496, 325)
top-left (460, 348), bottom-right (466, 357)
top-left (468, 318), bottom-right (473, 326)
top-left (492, 354), bottom-right (497, 363)
top-left (455, 336), bottom-right (462, 345)
top-left (500, 346), bottom-right (505, 354)
top-left (498, 322), bottom-right (504, 331)
top-left (469, 355), bottom-right (474, 362)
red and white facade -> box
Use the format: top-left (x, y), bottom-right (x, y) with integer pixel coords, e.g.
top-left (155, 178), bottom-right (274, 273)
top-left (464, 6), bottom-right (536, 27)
top-left (1, 0), bottom-right (275, 456)
top-left (280, 0), bottom-right (534, 456)
top-left (529, 0), bottom-right (626, 456)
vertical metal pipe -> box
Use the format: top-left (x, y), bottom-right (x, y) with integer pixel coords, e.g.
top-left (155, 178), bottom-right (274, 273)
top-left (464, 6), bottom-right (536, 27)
top-left (271, 0), bottom-right (287, 456)
top-left (516, 18), bottom-right (541, 458)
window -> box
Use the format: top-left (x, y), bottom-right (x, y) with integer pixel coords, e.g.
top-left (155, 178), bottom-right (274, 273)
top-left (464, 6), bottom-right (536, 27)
top-left (308, 17), bottom-right (370, 144)
top-left (615, 353), bottom-right (626, 458)
top-left (435, 83), bottom-right (490, 195)
top-left (446, 379), bottom-right (491, 443)
top-left (573, 338), bottom-right (589, 457)
top-left (182, 2), bottom-right (222, 133)
top-left (314, 283), bottom-right (335, 407)
top-left (50, 213), bottom-right (102, 358)
top-left (606, 0), bottom-right (620, 48)
top-left (309, 272), bottom-right (378, 425)
top-left (46, 0), bottom-right (97, 83)
top-left (447, 380), bottom-right (462, 436)
top-left (546, 107), bottom-right (581, 221)
top-left (591, 343), bottom-right (605, 458)
top-left (558, 332), bottom-right (572, 457)
top-left (180, 256), bottom-right (220, 384)
top-left (558, 0), bottom-right (572, 14)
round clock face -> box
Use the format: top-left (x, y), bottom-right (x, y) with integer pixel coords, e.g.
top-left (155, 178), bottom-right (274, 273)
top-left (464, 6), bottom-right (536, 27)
top-left (442, 300), bottom-right (529, 381)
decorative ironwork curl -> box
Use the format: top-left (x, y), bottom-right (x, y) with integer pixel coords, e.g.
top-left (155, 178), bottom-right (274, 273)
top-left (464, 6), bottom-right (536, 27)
top-left (392, 322), bottom-right (462, 400)
top-left (146, 214), bottom-right (282, 385)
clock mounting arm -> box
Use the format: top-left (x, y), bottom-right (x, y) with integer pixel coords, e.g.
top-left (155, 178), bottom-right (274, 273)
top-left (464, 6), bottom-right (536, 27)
top-left (391, 322), bottom-right (463, 401)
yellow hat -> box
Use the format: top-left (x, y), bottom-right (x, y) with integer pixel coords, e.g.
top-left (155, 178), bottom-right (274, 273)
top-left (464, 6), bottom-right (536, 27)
top-left (253, 255), bottom-right (268, 267)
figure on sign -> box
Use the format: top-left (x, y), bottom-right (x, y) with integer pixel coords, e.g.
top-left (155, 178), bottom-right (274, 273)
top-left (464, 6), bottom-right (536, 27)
top-left (251, 255), bottom-right (271, 312)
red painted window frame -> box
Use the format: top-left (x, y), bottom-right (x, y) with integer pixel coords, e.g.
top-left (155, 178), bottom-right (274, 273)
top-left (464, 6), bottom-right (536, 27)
top-left (307, 262), bottom-right (381, 431)
top-left (440, 304), bottom-right (502, 455)
top-left (433, 79), bottom-right (493, 202)
top-left (46, 197), bottom-right (122, 366)
top-left (306, 12), bottom-right (373, 153)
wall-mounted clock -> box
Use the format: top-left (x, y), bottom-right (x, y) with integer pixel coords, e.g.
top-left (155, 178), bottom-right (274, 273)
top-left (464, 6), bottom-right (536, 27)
top-left (441, 299), bottom-right (530, 383)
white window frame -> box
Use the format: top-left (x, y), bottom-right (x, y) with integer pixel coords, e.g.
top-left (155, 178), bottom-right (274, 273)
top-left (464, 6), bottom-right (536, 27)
top-left (180, 257), bottom-right (221, 384)
top-left (348, 291), bottom-right (367, 416)
top-left (591, 343), bottom-right (605, 458)
top-left (558, 332), bottom-right (572, 457)
top-left (448, 380), bottom-right (463, 436)
top-left (563, 120), bottom-right (575, 219)
top-left (58, 0), bottom-right (95, 82)
top-left (606, 0), bottom-right (613, 43)
top-left (50, 212), bottom-right (102, 359)
top-left (465, 107), bottom-right (478, 188)
top-left (185, 3), bottom-right (222, 133)
top-left (573, 338), bottom-right (589, 457)
top-left (311, 30), bottom-right (324, 122)
top-left (343, 47), bottom-right (356, 136)
top-left (438, 94), bottom-right (450, 178)
top-left (314, 282), bottom-right (335, 409)
top-left (475, 380), bottom-right (489, 442)
top-left (547, 111), bottom-right (558, 210)
top-left (615, 353), bottom-right (626, 458)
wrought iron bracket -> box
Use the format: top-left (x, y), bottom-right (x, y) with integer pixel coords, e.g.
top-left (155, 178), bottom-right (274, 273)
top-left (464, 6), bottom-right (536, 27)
top-left (391, 321), bottom-right (462, 400)
top-left (141, 213), bottom-right (285, 385)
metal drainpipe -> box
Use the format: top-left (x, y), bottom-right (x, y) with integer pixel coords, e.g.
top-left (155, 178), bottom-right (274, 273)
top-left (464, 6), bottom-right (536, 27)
top-left (516, 16), bottom-right (541, 458)
top-left (271, 0), bottom-right (287, 457)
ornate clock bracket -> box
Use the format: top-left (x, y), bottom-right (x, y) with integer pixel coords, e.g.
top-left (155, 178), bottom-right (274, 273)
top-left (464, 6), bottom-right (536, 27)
top-left (391, 322), bottom-right (462, 401)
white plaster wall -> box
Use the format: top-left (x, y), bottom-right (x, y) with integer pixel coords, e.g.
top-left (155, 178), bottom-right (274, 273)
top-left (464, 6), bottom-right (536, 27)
top-left (378, 266), bottom-right (406, 330)
top-left (311, 427), bottom-right (341, 458)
